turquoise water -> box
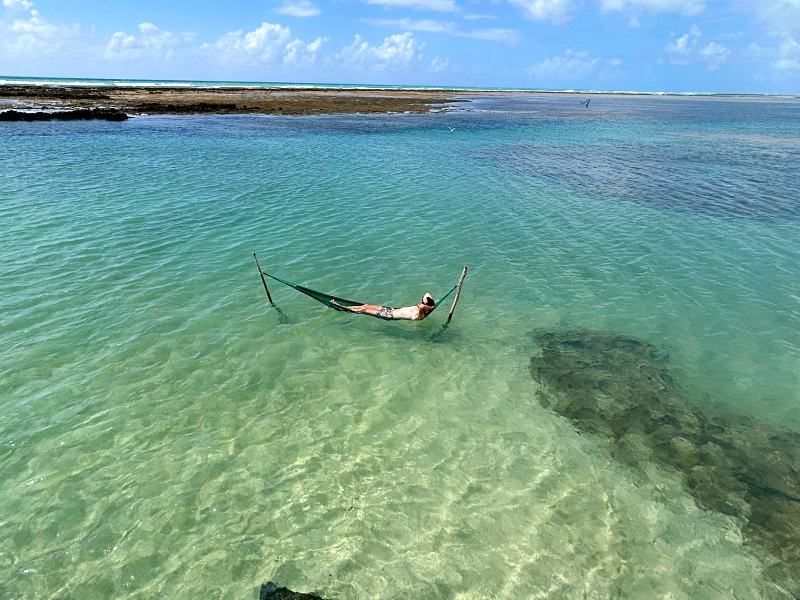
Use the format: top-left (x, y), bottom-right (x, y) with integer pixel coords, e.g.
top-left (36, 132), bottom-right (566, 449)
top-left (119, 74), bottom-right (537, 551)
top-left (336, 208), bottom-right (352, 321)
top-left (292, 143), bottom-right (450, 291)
top-left (1, 94), bottom-right (799, 598)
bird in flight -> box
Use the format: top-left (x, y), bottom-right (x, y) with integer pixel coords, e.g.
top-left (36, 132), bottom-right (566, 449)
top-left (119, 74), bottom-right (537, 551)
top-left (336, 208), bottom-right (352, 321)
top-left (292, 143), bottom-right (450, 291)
top-left (581, 98), bottom-right (591, 107)
top-left (449, 127), bottom-right (456, 132)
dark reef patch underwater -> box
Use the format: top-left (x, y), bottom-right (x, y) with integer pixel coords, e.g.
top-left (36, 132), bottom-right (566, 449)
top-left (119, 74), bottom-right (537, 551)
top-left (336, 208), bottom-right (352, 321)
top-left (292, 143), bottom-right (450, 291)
top-left (530, 329), bottom-right (800, 597)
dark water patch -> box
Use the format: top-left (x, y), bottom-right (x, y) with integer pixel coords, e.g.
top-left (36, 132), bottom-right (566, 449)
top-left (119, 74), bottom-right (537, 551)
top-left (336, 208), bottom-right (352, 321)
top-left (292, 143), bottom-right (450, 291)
top-left (480, 137), bottom-right (800, 221)
top-left (529, 329), bottom-right (800, 596)
top-left (466, 94), bottom-right (800, 222)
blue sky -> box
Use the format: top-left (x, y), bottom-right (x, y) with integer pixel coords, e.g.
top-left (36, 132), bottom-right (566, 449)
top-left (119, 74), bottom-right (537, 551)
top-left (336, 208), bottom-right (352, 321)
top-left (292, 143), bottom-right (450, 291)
top-left (1, 0), bottom-right (798, 93)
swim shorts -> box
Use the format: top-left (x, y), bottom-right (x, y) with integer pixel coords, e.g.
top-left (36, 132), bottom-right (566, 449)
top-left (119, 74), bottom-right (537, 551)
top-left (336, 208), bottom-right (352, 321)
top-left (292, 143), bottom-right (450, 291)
top-left (377, 306), bottom-right (394, 320)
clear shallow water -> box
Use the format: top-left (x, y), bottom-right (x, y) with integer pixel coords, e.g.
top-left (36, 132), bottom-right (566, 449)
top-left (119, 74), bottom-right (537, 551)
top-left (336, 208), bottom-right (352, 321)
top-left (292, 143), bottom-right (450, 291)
top-left (1, 94), bottom-right (799, 598)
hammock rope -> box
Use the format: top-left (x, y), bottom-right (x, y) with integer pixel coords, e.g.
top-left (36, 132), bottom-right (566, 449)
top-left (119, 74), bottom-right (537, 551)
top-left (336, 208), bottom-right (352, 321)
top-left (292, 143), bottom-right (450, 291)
top-left (259, 270), bottom-right (459, 318)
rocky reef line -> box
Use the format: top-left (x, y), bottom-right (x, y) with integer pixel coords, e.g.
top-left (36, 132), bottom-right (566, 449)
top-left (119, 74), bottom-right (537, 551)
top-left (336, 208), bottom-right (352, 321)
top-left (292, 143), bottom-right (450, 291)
top-left (0, 85), bottom-right (465, 116)
top-left (0, 108), bottom-right (128, 121)
top-left (529, 329), bottom-right (800, 597)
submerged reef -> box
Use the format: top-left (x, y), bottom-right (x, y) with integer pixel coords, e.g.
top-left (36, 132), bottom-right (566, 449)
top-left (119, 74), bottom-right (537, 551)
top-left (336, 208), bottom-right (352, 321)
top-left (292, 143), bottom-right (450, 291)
top-left (486, 140), bottom-right (800, 221)
top-left (530, 329), bottom-right (800, 596)
top-left (259, 581), bottom-right (326, 600)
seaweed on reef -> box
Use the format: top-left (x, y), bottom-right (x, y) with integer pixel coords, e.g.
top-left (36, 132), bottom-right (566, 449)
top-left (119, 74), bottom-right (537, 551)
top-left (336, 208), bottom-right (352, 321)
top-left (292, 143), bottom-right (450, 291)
top-left (529, 329), bottom-right (800, 596)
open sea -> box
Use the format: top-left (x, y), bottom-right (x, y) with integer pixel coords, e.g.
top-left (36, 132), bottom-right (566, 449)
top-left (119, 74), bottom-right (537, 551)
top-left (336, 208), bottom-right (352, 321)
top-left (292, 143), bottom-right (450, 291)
top-left (1, 92), bottom-right (799, 598)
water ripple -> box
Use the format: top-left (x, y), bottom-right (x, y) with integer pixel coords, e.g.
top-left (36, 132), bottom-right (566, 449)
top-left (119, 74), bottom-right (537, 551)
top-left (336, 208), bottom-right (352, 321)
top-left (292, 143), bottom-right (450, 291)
top-left (1, 95), bottom-right (799, 597)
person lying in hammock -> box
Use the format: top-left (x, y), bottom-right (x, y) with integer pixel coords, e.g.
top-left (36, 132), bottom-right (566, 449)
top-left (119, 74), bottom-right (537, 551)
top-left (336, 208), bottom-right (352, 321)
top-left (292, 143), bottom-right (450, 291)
top-left (331, 293), bottom-right (436, 321)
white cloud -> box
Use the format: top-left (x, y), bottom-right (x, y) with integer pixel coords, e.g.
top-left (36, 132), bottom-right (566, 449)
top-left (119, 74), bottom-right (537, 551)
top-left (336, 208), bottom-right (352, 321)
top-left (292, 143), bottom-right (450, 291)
top-left (600, 0), bottom-right (704, 15)
top-left (699, 41), bottom-right (729, 68)
top-left (527, 49), bottom-right (622, 84)
top-left (10, 9), bottom-right (57, 33)
top-left (775, 35), bottom-right (800, 70)
top-left (210, 23), bottom-right (291, 63)
top-left (105, 22), bottom-right (194, 61)
top-left (203, 22), bottom-right (324, 66)
top-left (430, 55), bottom-right (449, 71)
top-left (745, 35), bottom-right (800, 71)
top-left (284, 35), bottom-right (327, 65)
top-left (337, 32), bottom-right (422, 69)
top-left (507, 0), bottom-right (576, 25)
top-left (665, 23), bottom-right (700, 60)
top-left (459, 27), bottom-right (519, 43)
top-left (528, 49), bottom-right (600, 79)
top-left (275, 0), bottom-right (321, 17)
top-left (366, 17), bottom-right (455, 32)
top-left (755, 0), bottom-right (800, 35)
top-left (365, 17), bottom-right (518, 42)
top-left (462, 13), bottom-right (497, 20)
top-left (3, 0), bottom-right (33, 9)
top-left (665, 25), bottom-right (729, 68)
top-left (1, 4), bottom-right (79, 55)
top-left (362, 0), bottom-right (459, 13)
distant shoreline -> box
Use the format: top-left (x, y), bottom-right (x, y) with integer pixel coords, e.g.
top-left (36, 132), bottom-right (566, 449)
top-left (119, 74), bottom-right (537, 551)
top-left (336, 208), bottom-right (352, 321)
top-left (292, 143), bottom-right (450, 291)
top-left (0, 84), bottom-right (471, 116)
top-left (1, 81), bottom-right (796, 118)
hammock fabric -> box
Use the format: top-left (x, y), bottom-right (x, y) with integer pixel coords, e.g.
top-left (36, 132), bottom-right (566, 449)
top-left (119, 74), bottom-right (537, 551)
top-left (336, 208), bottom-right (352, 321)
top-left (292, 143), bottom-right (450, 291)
top-left (260, 270), bottom-right (459, 320)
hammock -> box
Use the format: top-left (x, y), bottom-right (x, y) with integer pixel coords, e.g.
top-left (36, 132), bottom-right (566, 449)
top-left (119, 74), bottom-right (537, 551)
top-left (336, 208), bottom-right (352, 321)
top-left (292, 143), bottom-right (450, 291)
top-left (259, 270), bottom-right (460, 320)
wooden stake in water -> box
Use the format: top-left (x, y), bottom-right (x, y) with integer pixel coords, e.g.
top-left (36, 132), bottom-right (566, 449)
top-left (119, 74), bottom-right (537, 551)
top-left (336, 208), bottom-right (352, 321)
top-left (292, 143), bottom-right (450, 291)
top-left (446, 266), bottom-right (468, 325)
top-left (252, 252), bottom-right (275, 306)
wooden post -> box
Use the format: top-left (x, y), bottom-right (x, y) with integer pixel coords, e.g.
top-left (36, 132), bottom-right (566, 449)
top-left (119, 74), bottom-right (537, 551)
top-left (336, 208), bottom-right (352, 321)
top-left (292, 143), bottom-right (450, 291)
top-left (446, 266), bottom-right (468, 325)
top-left (252, 252), bottom-right (275, 306)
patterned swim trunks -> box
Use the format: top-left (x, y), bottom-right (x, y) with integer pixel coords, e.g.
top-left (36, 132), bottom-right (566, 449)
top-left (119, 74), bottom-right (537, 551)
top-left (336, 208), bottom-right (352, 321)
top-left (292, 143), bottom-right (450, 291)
top-left (377, 306), bottom-right (394, 320)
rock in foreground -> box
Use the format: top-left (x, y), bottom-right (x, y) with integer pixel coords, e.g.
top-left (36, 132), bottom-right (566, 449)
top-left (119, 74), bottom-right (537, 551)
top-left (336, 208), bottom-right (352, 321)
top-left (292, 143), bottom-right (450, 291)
top-left (0, 108), bottom-right (128, 121)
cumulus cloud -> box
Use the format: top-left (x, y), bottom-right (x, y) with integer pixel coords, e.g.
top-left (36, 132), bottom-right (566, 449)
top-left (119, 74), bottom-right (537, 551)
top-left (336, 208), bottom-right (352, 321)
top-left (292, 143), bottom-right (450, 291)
top-left (9, 8), bottom-right (57, 33)
top-left (105, 22), bottom-right (195, 61)
top-left (665, 25), bottom-right (729, 69)
top-left (337, 32), bottom-right (422, 69)
top-left (746, 35), bottom-right (800, 71)
top-left (507, 0), bottom-right (576, 25)
top-left (3, 0), bottom-right (33, 9)
top-left (362, 0), bottom-right (458, 13)
top-left (205, 22), bottom-right (325, 66)
top-left (742, 0), bottom-right (800, 74)
top-left (1, 2), bottom-right (80, 56)
top-left (365, 17), bottom-right (518, 43)
top-left (665, 23), bottom-right (701, 60)
top-left (284, 35), bottom-right (327, 65)
top-left (600, 0), bottom-right (704, 15)
top-left (2, 0), bottom-right (455, 78)
top-left (699, 40), bottom-right (729, 67)
top-left (275, 0), bottom-right (321, 17)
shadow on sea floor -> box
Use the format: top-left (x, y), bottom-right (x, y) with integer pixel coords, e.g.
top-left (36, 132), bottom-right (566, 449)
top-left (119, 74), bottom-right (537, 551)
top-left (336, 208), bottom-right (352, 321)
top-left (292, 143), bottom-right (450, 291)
top-left (529, 329), bottom-right (800, 598)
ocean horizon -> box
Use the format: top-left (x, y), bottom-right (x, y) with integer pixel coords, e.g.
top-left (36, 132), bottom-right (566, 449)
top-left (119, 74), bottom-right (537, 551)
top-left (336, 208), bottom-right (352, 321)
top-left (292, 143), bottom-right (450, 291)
top-left (2, 74), bottom-right (797, 98)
